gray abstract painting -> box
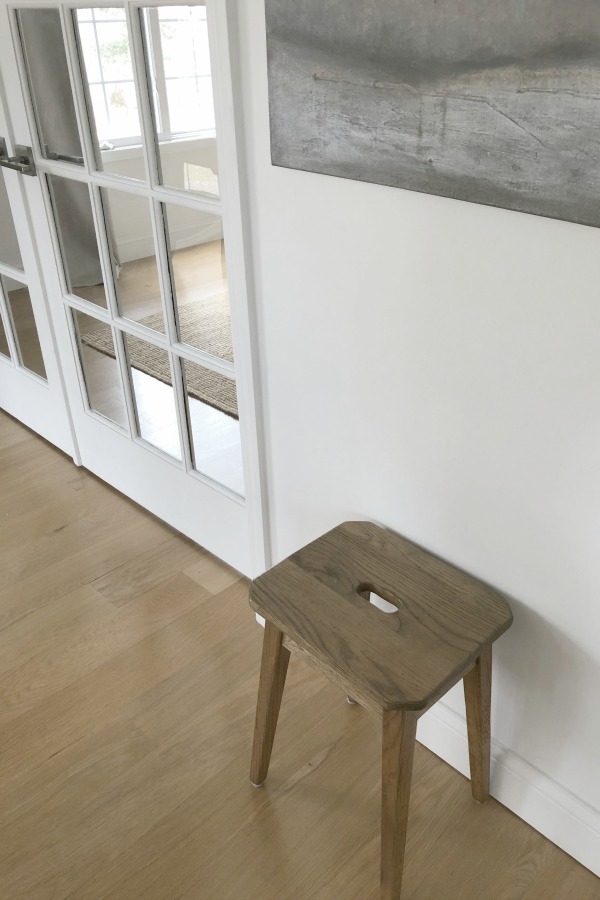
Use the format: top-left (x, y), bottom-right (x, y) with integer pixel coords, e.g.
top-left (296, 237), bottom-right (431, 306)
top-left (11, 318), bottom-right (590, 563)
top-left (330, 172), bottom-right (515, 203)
top-left (266, 0), bottom-right (600, 227)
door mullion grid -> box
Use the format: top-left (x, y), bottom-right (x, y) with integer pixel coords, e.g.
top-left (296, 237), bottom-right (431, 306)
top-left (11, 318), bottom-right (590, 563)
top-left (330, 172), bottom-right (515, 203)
top-left (62, 292), bottom-right (113, 324)
top-left (57, 0), bottom-right (146, 450)
top-left (0, 261), bottom-right (28, 285)
top-left (57, 6), bottom-right (95, 174)
top-left (69, 6), bottom-right (106, 173)
top-left (149, 193), bottom-right (195, 471)
top-left (7, 0), bottom-right (254, 493)
top-left (61, 292), bottom-right (236, 379)
top-left (143, 195), bottom-right (172, 338)
top-left (171, 340), bottom-right (235, 377)
top-left (111, 326), bottom-right (139, 442)
top-left (168, 350), bottom-right (194, 473)
top-left (61, 4), bottom-right (125, 329)
top-left (148, 183), bottom-right (222, 213)
top-left (89, 184), bottom-right (120, 319)
top-left (30, 158), bottom-right (224, 216)
top-left (145, 8), bottom-right (171, 138)
top-left (89, 184), bottom-right (153, 447)
top-left (125, 0), bottom-right (160, 189)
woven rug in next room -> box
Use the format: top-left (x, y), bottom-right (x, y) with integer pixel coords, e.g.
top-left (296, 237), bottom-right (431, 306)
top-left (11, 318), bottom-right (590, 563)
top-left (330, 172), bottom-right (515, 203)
top-left (81, 292), bottom-right (238, 419)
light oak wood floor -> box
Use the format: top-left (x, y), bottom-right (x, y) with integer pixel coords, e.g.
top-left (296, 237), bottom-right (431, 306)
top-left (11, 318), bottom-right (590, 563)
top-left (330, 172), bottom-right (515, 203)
top-left (1, 412), bottom-right (598, 899)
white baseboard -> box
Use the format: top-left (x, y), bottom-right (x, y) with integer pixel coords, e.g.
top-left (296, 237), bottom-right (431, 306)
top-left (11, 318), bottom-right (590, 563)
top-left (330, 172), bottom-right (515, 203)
top-left (417, 701), bottom-right (600, 878)
top-left (116, 224), bottom-right (224, 263)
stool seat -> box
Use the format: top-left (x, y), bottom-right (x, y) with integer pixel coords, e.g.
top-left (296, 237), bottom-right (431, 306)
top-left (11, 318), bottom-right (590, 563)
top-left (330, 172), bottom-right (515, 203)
top-left (248, 521), bottom-right (513, 898)
top-left (250, 520), bottom-right (512, 713)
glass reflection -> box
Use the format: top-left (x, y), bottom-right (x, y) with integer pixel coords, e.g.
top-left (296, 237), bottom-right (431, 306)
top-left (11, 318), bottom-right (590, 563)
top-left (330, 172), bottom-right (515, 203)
top-left (141, 5), bottom-right (219, 196)
top-left (75, 8), bottom-right (145, 179)
top-left (48, 175), bottom-right (107, 308)
top-left (0, 314), bottom-right (11, 359)
top-left (124, 333), bottom-right (181, 458)
top-left (101, 188), bottom-right (163, 328)
top-left (1, 276), bottom-right (46, 378)
top-left (182, 358), bottom-right (243, 495)
top-left (0, 171), bottom-right (23, 270)
top-left (73, 309), bottom-right (128, 427)
top-left (162, 203), bottom-right (231, 357)
top-left (17, 9), bottom-right (84, 166)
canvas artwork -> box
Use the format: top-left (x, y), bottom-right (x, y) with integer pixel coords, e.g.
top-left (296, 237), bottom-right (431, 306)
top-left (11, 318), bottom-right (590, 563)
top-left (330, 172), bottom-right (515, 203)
top-left (266, 0), bottom-right (600, 227)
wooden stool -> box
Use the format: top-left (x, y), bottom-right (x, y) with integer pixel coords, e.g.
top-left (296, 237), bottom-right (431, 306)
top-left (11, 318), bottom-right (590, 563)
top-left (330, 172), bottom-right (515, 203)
top-left (249, 521), bottom-right (512, 899)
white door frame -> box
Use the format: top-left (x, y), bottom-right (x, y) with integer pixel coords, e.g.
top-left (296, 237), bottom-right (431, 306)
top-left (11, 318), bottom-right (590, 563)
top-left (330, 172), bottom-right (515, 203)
top-left (0, 0), bottom-right (269, 576)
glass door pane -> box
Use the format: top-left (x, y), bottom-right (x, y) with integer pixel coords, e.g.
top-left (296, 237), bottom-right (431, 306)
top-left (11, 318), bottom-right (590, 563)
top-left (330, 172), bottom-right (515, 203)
top-left (47, 175), bottom-right (108, 308)
top-left (124, 333), bottom-right (181, 458)
top-left (162, 203), bottom-right (231, 357)
top-left (74, 7), bottom-right (146, 180)
top-left (0, 175), bottom-right (47, 379)
top-left (182, 357), bottom-right (243, 495)
top-left (17, 8), bottom-right (84, 165)
top-left (1, 276), bottom-right (46, 378)
top-left (0, 171), bottom-right (23, 269)
top-left (141, 5), bottom-right (219, 197)
top-left (100, 187), bottom-right (164, 327)
top-left (0, 314), bottom-right (10, 359)
top-left (72, 309), bottom-right (128, 427)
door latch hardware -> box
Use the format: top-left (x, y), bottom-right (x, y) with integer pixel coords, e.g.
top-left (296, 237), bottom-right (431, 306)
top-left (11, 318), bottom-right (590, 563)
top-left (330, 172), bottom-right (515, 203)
top-left (0, 138), bottom-right (36, 176)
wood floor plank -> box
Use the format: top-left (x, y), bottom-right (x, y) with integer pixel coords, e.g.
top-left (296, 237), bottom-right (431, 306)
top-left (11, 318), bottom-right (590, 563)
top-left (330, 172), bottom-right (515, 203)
top-left (0, 411), bottom-right (598, 900)
top-left (0, 518), bottom-right (174, 632)
top-left (0, 492), bottom-right (162, 590)
top-left (93, 535), bottom-right (206, 607)
top-left (0, 471), bottom-right (121, 542)
top-left (0, 594), bottom-right (226, 787)
top-left (0, 573), bottom-right (211, 726)
top-left (0, 583), bottom-right (104, 678)
top-left (183, 551), bottom-right (242, 594)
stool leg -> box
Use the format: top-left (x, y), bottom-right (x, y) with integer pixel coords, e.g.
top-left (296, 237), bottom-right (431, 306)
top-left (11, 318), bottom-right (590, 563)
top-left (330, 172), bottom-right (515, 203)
top-left (381, 709), bottom-right (418, 900)
top-left (250, 620), bottom-right (290, 787)
top-left (463, 644), bottom-right (492, 803)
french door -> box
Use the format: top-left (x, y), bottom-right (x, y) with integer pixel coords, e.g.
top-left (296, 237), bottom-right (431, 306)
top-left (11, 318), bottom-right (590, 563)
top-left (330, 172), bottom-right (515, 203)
top-left (0, 0), bottom-right (266, 576)
top-left (0, 102), bottom-right (75, 454)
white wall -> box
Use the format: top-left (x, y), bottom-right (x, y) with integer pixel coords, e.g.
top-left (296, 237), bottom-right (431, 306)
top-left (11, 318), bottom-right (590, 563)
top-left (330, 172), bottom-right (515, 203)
top-left (235, 0), bottom-right (600, 876)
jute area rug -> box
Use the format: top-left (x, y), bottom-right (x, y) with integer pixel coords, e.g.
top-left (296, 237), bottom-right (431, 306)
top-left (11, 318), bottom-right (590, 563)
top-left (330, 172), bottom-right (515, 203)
top-left (81, 292), bottom-right (238, 419)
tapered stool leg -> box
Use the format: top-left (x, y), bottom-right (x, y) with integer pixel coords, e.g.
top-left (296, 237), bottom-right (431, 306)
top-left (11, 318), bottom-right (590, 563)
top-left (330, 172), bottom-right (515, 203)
top-left (463, 644), bottom-right (492, 803)
top-left (381, 709), bottom-right (418, 899)
top-left (250, 620), bottom-right (290, 787)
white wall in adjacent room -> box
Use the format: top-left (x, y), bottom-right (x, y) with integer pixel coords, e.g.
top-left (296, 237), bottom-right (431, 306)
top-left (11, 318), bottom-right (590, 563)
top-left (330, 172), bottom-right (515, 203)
top-left (234, 0), bottom-right (600, 876)
top-left (103, 138), bottom-right (222, 262)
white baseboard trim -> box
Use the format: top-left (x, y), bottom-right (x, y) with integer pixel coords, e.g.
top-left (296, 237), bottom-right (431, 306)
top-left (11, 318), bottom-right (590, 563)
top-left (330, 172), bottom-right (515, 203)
top-left (116, 225), bottom-right (224, 263)
top-left (417, 701), bottom-right (600, 878)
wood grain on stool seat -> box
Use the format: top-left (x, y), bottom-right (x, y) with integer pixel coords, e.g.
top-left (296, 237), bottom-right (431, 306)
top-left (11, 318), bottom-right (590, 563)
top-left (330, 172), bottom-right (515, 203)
top-left (250, 521), bottom-right (512, 714)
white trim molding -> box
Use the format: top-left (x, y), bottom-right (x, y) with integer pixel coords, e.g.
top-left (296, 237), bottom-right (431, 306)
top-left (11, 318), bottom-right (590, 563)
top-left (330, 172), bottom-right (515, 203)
top-left (418, 701), bottom-right (600, 878)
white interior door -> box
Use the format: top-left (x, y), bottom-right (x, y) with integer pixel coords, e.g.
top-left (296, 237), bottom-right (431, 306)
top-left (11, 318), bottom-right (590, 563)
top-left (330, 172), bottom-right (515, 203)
top-left (0, 81), bottom-right (75, 455)
top-left (0, 0), bottom-right (266, 576)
